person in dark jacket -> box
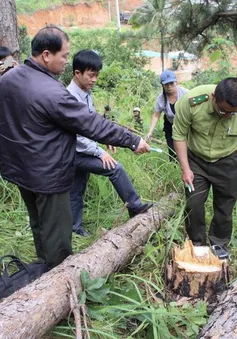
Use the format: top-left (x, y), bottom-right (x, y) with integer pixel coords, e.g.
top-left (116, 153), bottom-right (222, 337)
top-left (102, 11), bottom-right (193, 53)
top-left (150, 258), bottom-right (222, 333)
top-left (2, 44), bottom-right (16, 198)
top-left (0, 26), bottom-right (150, 269)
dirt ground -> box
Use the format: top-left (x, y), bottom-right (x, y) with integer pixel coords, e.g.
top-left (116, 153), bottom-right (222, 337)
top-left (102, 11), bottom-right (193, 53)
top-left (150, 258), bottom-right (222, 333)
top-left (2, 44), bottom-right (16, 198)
top-left (17, 0), bottom-right (144, 36)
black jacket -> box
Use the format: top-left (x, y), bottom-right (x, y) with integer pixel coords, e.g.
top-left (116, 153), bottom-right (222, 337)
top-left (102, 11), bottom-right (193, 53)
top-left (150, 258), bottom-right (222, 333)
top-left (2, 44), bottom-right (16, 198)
top-left (0, 59), bottom-right (140, 193)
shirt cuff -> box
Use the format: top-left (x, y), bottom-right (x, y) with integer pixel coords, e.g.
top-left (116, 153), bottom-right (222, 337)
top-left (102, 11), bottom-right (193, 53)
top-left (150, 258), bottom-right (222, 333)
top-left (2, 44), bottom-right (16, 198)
top-left (96, 147), bottom-right (105, 157)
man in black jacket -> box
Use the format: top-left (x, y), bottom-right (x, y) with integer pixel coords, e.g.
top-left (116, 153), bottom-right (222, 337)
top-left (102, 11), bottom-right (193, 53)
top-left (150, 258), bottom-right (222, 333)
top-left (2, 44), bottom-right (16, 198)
top-left (0, 26), bottom-right (150, 269)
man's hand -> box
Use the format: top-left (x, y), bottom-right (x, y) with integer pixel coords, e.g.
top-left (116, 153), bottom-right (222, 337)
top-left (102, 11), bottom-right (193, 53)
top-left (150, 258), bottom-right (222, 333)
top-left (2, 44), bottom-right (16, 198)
top-left (12, 60), bottom-right (19, 68)
top-left (0, 64), bottom-right (5, 75)
top-left (182, 169), bottom-right (195, 191)
top-left (146, 132), bottom-right (152, 141)
top-left (100, 152), bottom-right (117, 170)
top-left (107, 145), bottom-right (117, 154)
top-left (134, 138), bottom-right (150, 154)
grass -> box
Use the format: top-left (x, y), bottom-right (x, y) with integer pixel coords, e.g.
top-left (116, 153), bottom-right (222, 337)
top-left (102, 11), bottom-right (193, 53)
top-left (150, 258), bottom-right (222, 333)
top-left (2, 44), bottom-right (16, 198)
top-left (2, 144), bottom-right (237, 337)
top-left (1, 55), bottom-right (237, 336)
top-left (1, 100), bottom-right (236, 336)
top-left (0, 148), bottom-right (209, 338)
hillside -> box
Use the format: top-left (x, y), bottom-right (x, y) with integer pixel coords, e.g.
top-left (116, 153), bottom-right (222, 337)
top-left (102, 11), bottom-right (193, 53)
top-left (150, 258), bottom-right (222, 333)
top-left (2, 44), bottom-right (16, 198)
top-left (17, 0), bottom-right (144, 36)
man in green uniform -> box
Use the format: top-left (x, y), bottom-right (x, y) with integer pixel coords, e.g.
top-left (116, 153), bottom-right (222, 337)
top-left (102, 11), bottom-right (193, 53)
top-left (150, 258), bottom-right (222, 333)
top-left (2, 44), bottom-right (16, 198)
top-left (133, 107), bottom-right (143, 132)
top-left (103, 105), bottom-right (116, 122)
top-left (173, 78), bottom-right (237, 258)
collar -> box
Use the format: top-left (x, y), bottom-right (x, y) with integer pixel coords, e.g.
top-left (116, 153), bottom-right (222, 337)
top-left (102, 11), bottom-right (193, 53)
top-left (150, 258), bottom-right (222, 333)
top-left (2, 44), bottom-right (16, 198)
top-left (24, 57), bottom-right (57, 79)
top-left (208, 98), bottom-right (215, 115)
top-left (70, 79), bottom-right (90, 101)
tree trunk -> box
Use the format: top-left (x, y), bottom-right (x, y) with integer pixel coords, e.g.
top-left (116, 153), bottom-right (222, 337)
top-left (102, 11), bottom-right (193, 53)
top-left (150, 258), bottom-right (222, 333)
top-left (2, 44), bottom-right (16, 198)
top-left (160, 29), bottom-right (165, 72)
top-left (0, 0), bottom-right (20, 60)
top-left (199, 280), bottom-right (237, 338)
top-left (0, 193), bottom-right (179, 339)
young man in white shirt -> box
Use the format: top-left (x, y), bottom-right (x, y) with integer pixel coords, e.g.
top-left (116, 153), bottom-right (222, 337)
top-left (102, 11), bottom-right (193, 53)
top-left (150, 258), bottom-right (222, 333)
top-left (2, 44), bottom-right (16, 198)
top-left (67, 50), bottom-right (152, 236)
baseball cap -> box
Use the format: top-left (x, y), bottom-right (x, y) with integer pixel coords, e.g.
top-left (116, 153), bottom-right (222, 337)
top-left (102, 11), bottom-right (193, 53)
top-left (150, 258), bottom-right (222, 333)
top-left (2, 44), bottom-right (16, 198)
top-left (133, 107), bottom-right (140, 112)
top-left (160, 70), bottom-right (177, 85)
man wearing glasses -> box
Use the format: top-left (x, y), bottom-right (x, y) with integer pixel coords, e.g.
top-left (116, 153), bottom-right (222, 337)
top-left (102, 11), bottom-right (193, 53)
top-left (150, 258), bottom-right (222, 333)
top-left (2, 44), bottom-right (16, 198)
top-left (173, 78), bottom-right (237, 259)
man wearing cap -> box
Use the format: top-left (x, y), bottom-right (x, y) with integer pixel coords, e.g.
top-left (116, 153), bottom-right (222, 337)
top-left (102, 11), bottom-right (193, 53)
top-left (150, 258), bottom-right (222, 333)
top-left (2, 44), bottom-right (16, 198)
top-left (173, 78), bottom-right (237, 259)
top-left (147, 70), bottom-right (188, 161)
top-left (133, 107), bottom-right (143, 132)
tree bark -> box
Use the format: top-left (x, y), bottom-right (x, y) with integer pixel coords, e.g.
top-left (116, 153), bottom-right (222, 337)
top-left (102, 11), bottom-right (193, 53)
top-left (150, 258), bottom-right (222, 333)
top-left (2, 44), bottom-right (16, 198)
top-left (0, 0), bottom-right (20, 60)
top-left (199, 280), bottom-right (237, 339)
top-left (0, 193), bottom-right (180, 339)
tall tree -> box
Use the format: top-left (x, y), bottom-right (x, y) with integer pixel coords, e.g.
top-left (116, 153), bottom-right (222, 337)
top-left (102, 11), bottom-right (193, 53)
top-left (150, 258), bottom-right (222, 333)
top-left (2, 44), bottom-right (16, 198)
top-left (131, 0), bottom-right (237, 58)
top-left (171, 0), bottom-right (237, 54)
top-left (0, 0), bottom-right (20, 60)
top-left (131, 0), bottom-right (169, 71)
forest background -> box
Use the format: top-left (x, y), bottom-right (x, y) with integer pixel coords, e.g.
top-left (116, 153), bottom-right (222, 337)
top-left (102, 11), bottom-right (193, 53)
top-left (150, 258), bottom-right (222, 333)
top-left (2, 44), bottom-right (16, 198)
top-left (1, 0), bottom-right (237, 337)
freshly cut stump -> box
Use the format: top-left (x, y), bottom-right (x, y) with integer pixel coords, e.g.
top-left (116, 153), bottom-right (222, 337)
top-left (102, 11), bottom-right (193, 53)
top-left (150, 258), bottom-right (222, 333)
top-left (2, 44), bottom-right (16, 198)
top-left (167, 241), bottom-right (230, 300)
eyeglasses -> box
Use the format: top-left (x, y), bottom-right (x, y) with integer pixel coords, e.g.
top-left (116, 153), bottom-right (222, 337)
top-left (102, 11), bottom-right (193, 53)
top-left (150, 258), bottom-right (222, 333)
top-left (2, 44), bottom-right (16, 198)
top-left (218, 109), bottom-right (237, 116)
top-left (216, 102), bottom-right (237, 115)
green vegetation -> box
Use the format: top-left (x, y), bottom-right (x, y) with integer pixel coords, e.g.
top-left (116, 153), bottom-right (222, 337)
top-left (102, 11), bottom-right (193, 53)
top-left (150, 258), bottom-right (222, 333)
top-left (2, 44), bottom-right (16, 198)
top-left (2, 25), bottom-right (237, 337)
top-left (130, 0), bottom-right (237, 58)
top-left (16, 0), bottom-right (94, 14)
top-left (53, 270), bottom-right (207, 338)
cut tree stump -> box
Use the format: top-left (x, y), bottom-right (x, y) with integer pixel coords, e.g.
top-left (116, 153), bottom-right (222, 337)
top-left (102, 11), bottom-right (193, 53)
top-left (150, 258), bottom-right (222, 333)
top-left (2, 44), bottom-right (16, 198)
top-left (167, 241), bottom-right (229, 300)
top-left (0, 193), bottom-right (180, 339)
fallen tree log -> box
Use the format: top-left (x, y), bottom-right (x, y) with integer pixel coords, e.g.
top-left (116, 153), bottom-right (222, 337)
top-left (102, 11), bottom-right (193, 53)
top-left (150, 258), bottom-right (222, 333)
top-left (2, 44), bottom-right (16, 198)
top-left (199, 280), bottom-right (237, 339)
top-left (0, 193), bottom-right (180, 339)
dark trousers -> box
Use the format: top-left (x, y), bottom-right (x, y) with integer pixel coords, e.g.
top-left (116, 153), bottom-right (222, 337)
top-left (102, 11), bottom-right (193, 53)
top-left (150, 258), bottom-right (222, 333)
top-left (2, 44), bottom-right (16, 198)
top-left (185, 151), bottom-right (237, 247)
top-left (19, 187), bottom-right (73, 268)
top-left (70, 153), bottom-right (142, 231)
top-left (163, 119), bottom-right (176, 162)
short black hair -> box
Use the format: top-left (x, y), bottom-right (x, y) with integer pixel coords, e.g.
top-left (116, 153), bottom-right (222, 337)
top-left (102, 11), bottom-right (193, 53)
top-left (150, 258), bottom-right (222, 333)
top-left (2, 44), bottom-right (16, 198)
top-left (31, 25), bottom-right (69, 57)
top-left (0, 46), bottom-right (11, 61)
top-left (215, 78), bottom-right (237, 107)
top-left (72, 49), bottom-right (102, 74)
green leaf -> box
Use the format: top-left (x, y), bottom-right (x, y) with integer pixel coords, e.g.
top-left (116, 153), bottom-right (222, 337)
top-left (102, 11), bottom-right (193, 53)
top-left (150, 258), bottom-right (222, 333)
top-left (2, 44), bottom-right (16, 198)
top-left (210, 50), bottom-right (221, 63)
top-left (87, 290), bottom-right (107, 303)
top-left (80, 269), bottom-right (90, 289)
top-left (87, 277), bottom-right (106, 290)
top-left (87, 306), bottom-right (105, 321)
top-left (79, 291), bottom-right (86, 305)
top-left (191, 323), bottom-right (199, 334)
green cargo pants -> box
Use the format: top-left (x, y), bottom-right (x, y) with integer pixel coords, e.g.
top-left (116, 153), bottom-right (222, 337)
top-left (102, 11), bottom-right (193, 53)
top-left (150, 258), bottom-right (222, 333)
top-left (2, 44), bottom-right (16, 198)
top-left (185, 150), bottom-right (237, 248)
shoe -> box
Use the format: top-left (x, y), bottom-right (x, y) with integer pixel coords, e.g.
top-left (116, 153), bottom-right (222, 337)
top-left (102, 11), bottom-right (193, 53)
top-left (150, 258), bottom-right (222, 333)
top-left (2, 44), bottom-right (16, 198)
top-left (128, 202), bottom-right (153, 218)
top-left (73, 227), bottom-right (91, 237)
top-left (211, 245), bottom-right (230, 260)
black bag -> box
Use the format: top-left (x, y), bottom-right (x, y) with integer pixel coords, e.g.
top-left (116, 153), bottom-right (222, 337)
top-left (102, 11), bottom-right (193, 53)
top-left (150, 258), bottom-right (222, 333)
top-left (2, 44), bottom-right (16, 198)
top-left (0, 255), bottom-right (48, 299)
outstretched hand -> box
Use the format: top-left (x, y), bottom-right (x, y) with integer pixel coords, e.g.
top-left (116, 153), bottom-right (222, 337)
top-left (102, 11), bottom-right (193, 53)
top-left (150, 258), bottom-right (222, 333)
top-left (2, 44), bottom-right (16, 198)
top-left (145, 132), bottom-right (152, 141)
top-left (0, 67), bottom-right (4, 75)
top-left (134, 138), bottom-right (150, 154)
